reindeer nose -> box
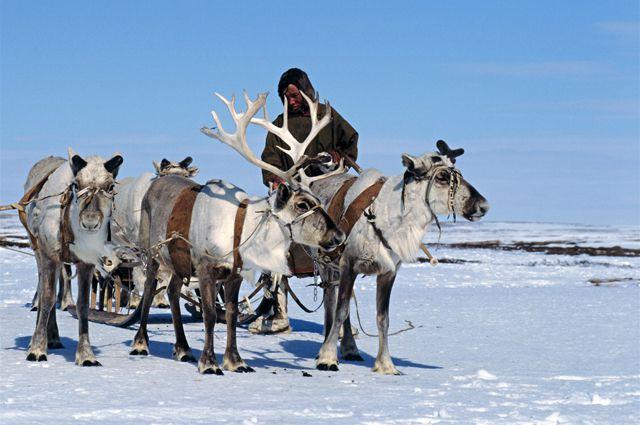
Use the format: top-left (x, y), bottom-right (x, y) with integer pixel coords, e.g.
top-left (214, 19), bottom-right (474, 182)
top-left (321, 229), bottom-right (345, 251)
top-left (474, 201), bottom-right (490, 219)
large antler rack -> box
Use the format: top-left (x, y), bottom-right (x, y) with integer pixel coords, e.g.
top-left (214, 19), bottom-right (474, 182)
top-left (201, 90), bottom-right (342, 188)
top-left (201, 92), bottom-right (297, 184)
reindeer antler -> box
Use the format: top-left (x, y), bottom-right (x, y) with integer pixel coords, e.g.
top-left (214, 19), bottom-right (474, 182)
top-left (250, 91), bottom-right (332, 172)
top-left (201, 92), bottom-right (300, 183)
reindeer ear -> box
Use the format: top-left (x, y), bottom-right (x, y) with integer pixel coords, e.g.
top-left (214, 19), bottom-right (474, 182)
top-left (401, 154), bottom-right (417, 172)
top-left (187, 166), bottom-right (199, 177)
top-left (179, 156), bottom-right (193, 168)
top-left (70, 155), bottom-right (88, 176)
top-left (104, 154), bottom-right (124, 177)
top-left (160, 158), bottom-right (170, 168)
top-left (274, 184), bottom-right (292, 210)
top-left (152, 160), bottom-right (162, 174)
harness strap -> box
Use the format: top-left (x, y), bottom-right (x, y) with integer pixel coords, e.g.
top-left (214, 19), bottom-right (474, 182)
top-left (339, 177), bottom-right (387, 235)
top-left (17, 167), bottom-right (60, 249)
top-left (326, 176), bottom-right (358, 224)
top-left (321, 177), bottom-right (387, 262)
top-left (166, 184), bottom-right (203, 279)
top-left (232, 199), bottom-right (250, 275)
top-left (60, 192), bottom-right (77, 263)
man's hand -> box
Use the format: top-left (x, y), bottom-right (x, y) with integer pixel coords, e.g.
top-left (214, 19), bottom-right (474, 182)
top-left (268, 176), bottom-right (285, 190)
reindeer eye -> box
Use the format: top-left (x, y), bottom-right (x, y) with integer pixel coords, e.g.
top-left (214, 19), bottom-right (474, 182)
top-left (435, 171), bottom-right (449, 184)
top-left (296, 201), bottom-right (311, 212)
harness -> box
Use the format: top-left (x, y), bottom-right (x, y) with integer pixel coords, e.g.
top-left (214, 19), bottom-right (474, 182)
top-left (320, 177), bottom-right (388, 262)
top-left (14, 167), bottom-right (60, 249)
top-left (409, 164), bottom-right (462, 234)
top-left (166, 184), bottom-right (203, 279)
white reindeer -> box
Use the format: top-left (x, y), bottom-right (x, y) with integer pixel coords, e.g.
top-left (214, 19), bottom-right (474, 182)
top-left (22, 149), bottom-right (123, 365)
top-left (130, 91), bottom-right (345, 374)
top-left (112, 156), bottom-right (199, 309)
top-left (310, 140), bottom-right (490, 374)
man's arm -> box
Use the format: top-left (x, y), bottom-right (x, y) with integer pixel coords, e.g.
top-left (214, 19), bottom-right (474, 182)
top-left (331, 110), bottom-right (359, 165)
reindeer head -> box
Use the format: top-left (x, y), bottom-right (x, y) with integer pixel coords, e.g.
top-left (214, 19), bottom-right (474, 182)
top-left (401, 140), bottom-right (489, 222)
top-left (152, 156), bottom-right (199, 177)
top-left (67, 148), bottom-right (123, 273)
top-left (269, 183), bottom-right (344, 251)
top-left (201, 91), bottom-right (345, 251)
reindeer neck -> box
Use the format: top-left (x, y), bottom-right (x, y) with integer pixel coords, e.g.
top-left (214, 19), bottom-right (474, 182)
top-left (237, 199), bottom-right (291, 274)
top-left (373, 175), bottom-right (433, 262)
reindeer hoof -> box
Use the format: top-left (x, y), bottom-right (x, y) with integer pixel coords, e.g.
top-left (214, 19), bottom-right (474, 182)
top-left (48, 341), bottom-right (64, 349)
top-left (317, 363), bottom-right (339, 372)
top-left (179, 354), bottom-right (196, 363)
top-left (235, 366), bottom-right (255, 373)
top-left (129, 348), bottom-right (148, 356)
top-left (26, 352), bottom-right (47, 362)
top-left (201, 367), bottom-right (224, 375)
top-left (59, 302), bottom-right (75, 312)
top-left (81, 359), bottom-right (102, 367)
top-left (343, 353), bottom-right (364, 362)
top-left (173, 347), bottom-right (195, 363)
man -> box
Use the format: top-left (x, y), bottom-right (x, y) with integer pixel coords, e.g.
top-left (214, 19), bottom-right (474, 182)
top-left (249, 68), bottom-right (359, 334)
top-left (261, 68), bottom-right (358, 187)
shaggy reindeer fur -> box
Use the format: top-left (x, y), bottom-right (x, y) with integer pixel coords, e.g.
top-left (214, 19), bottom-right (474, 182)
top-left (131, 175), bottom-right (344, 374)
top-left (312, 148), bottom-right (489, 374)
top-left (23, 150), bottom-right (123, 366)
top-left (112, 157), bottom-right (199, 308)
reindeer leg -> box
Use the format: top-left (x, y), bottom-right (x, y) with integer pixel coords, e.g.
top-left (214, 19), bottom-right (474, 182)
top-left (59, 264), bottom-right (74, 311)
top-left (75, 263), bottom-right (100, 366)
top-left (317, 263), bottom-right (356, 371)
top-left (31, 289), bottom-right (39, 311)
top-left (27, 253), bottom-right (57, 362)
top-left (167, 274), bottom-right (195, 362)
top-left (340, 313), bottom-right (362, 361)
top-left (321, 269), bottom-right (336, 341)
top-left (197, 264), bottom-right (223, 375)
top-left (128, 266), bottom-right (145, 309)
top-left (373, 271), bottom-right (401, 375)
top-left (130, 260), bottom-right (159, 356)
top-left (152, 284), bottom-right (170, 309)
top-left (222, 275), bottom-right (253, 372)
top-left (46, 304), bottom-right (63, 349)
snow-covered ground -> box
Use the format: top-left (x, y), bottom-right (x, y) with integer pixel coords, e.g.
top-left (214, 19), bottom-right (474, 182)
top-left (1, 214), bottom-right (638, 424)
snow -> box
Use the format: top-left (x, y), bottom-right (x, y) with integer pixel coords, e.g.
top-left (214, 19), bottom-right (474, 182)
top-left (1, 214), bottom-right (639, 424)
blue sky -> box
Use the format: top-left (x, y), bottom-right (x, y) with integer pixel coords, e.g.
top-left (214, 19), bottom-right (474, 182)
top-left (1, 1), bottom-right (638, 225)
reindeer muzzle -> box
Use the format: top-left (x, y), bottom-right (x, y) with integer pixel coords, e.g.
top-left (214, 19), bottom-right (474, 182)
top-left (320, 228), bottom-right (346, 251)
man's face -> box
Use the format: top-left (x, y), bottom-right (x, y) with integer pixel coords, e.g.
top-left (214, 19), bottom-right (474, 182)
top-left (285, 84), bottom-right (305, 113)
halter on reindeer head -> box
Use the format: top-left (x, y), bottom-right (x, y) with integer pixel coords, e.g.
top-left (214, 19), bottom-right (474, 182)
top-left (401, 140), bottom-right (489, 233)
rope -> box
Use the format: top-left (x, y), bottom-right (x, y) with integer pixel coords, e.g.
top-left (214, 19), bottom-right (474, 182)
top-left (352, 290), bottom-right (422, 337)
top-left (0, 245), bottom-right (35, 256)
top-left (283, 278), bottom-right (324, 314)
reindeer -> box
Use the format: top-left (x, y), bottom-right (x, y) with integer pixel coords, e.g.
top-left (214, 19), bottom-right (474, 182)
top-left (112, 156), bottom-right (199, 309)
top-left (29, 157), bottom-right (199, 312)
top-left (310, 140), bottom-right (490, 374)
top-left (22, 149), bottom-right (123, 365)
top-left (130, 91), bottom-right (345, 374)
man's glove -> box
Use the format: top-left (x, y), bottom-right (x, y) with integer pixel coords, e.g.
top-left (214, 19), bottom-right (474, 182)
top-left (268, 176), bottom-right (285, 191)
